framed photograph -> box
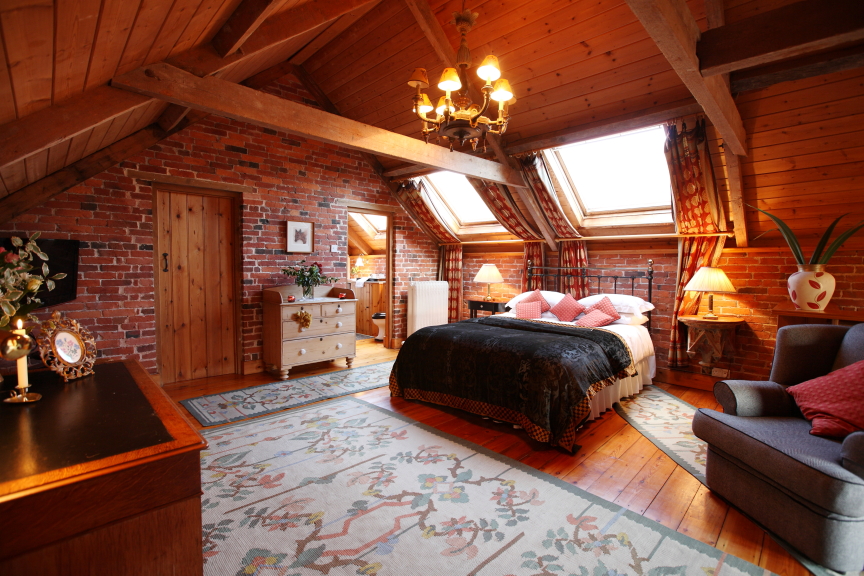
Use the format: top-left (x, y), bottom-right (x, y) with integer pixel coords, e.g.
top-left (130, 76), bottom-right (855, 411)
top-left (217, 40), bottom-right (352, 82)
top-left (36, 311), bottom-right (97, 382)
top-left (287, 221), bottom-right (314, 253)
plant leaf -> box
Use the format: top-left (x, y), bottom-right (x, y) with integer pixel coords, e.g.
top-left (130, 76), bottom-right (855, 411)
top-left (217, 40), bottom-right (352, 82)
top-left (10, 237), bottom-right (22, 247)
top-left (819, 220), bottom-right (864, 264)
top-left (748, 204), bottom-right (805, 264)
top-left (810, 214), bottom-right (846, 264)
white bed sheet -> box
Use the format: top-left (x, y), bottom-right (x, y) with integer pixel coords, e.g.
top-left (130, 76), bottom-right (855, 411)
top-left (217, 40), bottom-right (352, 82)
top-left (497, 312), bottom-right (656, 421)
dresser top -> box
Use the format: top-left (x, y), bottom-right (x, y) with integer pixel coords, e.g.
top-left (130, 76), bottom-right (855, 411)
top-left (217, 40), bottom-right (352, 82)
top-left (263, 284), bottom-right (357, 304)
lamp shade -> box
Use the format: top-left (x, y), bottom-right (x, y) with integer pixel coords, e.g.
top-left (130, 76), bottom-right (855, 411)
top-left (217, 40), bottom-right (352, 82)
top-left (407, 68), bottom-right (429, 88)
top-left (437, 68), bottom-right (462, 92)
top-left (355, 256), bottom-right (365, 267)
top-left (435, 96), bottom-right (455, 115)
top-left (684, 267), bottom-right (736, 293)
top-left (477, 55), bottom-right (501, 82)
top-left (491, 78), bottom-right (513, 102)
top-left (474, 264), bottom-right (504, 284)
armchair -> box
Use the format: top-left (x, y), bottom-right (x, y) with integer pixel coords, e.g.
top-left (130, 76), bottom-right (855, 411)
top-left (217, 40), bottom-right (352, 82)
top-left (692, 324), bottom-right (864, 572)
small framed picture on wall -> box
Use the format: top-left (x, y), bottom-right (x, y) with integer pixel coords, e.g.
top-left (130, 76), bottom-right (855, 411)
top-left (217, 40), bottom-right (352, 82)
top-left (287, 221), bottom-right (314, 253)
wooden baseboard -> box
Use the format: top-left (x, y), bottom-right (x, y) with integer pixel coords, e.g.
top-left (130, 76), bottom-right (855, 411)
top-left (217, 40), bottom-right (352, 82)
top-left (243, 360), bottom-right (264, 375)
top-left (653, 367), bottom-right (717, 391)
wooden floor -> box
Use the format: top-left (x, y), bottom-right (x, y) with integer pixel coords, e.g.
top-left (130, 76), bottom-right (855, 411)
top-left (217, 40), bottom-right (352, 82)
top-left (163, 338), bottom-right (808, 576)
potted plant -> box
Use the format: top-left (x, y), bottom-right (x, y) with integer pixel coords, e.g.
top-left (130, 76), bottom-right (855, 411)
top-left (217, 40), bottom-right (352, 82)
top-left (1, 233), bottom-right (67, 328)
top-left (753, 207), bottom-right (864, 311)
top-left (280, 260), bottom-right (339, 300)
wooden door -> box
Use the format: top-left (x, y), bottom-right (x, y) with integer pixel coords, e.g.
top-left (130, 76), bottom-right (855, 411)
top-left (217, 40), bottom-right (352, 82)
top-left (155, 185), bottom-right (240, 384)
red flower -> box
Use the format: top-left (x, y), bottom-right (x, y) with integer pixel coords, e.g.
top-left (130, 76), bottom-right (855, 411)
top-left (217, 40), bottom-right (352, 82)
top-left (4, 251), bottom-right (19, 263)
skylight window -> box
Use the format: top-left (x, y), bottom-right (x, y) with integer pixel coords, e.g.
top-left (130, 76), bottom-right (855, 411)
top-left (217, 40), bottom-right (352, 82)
top-left (424, 171), bottom-right (496, 225)
top-left (554, 125), bottom-right (672, 215)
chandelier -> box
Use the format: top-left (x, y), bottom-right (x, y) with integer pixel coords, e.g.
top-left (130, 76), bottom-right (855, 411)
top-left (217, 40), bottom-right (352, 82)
top-left (407, 8), bottom-right (514, 151)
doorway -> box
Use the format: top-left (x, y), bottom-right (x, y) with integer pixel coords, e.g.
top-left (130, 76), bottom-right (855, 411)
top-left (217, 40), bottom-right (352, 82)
top-left (154, 184), bottom-right (241, 384)
top-left (347, 209), bottom-right (392, 346)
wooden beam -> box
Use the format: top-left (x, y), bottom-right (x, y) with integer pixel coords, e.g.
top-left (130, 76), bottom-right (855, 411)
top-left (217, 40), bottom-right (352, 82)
top-left (0, 86), bottom-right (151, 171)
top-left (112, 63), bottom-right (524, 187)
top-left (624, 0), bottom-right (747, 155)
top-left (703, 0), bottom-right (724, 29)
top-left (157, 103), bottom-right (191, 131)
top-left (723, 147), bottom-right (748, 248)
top-left (382, 163), bottom-right (431, 178)
top-left (505, 100), bottom-right (703, 155)
top-left (211, 0), bottom-right (281, 57)
top-left (698, 0), bottom-right (864, 77)
top-left (730, 44), bottom-right (864, 93)
top-left (348, 226), bottom-right (375, 255)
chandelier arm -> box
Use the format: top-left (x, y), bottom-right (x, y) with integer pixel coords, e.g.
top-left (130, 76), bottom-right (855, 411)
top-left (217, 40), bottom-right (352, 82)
top-left (469, 86), bottom-right (493, 126)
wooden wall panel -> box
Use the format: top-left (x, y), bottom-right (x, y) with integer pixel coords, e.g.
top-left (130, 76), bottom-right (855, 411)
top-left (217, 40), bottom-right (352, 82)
top-left (1, 0), bottom-right (54, 117)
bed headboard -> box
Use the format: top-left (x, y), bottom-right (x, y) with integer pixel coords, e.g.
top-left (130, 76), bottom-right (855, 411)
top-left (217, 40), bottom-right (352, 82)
top-left (526, 260), bottom-right (655, 327)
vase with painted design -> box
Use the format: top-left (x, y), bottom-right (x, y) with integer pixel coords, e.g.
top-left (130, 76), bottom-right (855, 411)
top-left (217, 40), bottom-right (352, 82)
top-left (787, 265), bottom-right (835, 311)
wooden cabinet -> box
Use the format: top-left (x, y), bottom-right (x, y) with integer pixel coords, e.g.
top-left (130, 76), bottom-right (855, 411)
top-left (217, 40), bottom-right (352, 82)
top-left (351, 281), bottom-right (385, 337)
top-left (263, 286), bottom-right (357, 379)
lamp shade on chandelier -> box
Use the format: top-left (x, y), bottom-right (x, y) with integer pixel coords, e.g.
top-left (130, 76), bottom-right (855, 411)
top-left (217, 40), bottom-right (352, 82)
top-left (407, 7), bottom-right (514, 151)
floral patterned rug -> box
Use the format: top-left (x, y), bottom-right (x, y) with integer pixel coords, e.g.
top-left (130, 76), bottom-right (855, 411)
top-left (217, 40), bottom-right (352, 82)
top-left (613, 386), bottom-right (707, 484)
top-left (198, 396), bottom-right (775, 576)
top-left (181, 361), bottom-right (393, 426)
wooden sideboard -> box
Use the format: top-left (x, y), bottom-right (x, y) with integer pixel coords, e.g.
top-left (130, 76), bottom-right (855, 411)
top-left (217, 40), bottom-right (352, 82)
top-left (263, 285), bottom-right (357, 379)
top-left (773, 302), bottom-right (864, 330)
top-left (0, 360), bottom-right (206, 576)
top-left (351, 280), bottom-right (386, 337)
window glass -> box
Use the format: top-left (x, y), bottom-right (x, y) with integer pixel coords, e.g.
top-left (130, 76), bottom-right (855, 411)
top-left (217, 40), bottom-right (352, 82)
top-left (424, 171), bottom-right (496, 224)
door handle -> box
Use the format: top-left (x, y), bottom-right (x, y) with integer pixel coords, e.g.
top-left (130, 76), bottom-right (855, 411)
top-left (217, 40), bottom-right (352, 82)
top-left (162, 253), bottom-right (169, 272)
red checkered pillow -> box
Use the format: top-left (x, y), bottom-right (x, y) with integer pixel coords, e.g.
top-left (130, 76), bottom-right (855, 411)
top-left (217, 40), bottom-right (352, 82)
top-left (520, 289), bottom-right (551, 313)
top-left (575, 310), bottom-right (614, 327)
top-left (515, 300), bottom-right (542, 319)
top-left (550, 294), bottom-right (585, 322)
top-left (583, 296), bottom-right (621, 321)
top-left (786, 359), bottom-right (864, 438)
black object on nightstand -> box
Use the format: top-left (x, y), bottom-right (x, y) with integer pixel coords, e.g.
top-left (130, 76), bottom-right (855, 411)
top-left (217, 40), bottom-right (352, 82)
top-left (466, 299), bottom-right (507, 318)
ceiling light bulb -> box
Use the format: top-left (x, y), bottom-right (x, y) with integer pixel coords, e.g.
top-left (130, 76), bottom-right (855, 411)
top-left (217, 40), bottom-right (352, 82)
top-left (437, 68), bottom-right (462, 92)
top-left (418, 93), bottom-right (434, 114)
top-left (477, 55), bottom-right (501, 82)
top-left (491, 78), bottom-right (513, 102)
top-left (435, 96), bottom-right (455, 115)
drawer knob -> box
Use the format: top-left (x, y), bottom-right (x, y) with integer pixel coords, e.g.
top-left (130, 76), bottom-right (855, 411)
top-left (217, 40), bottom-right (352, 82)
top-left (336, 307), bottom-right (342, 313)
top-left (336, 342), bottom-right (343, 349)
top-left (336, 322), bottom-right (342, 328)
top-left (299, 349), bottom-right (306, 355)
top-left (300, 327), bottom-right (306, 332)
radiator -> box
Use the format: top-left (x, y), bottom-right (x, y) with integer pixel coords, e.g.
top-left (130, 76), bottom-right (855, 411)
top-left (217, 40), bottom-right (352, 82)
top-left (407, 281), bottom-right (449, 337)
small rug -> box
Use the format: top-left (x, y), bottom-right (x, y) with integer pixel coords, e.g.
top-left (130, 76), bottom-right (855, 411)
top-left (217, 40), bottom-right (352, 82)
top-left (181, 361), bottom-right (393, 427)
top-left (356, 333), bottom-right (374, 340)
top-left (198, 396), bottom-right (775, 576)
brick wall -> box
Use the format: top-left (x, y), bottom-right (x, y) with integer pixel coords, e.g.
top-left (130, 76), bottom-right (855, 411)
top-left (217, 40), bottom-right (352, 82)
top-left (0, 74), bottom-right (439, 374)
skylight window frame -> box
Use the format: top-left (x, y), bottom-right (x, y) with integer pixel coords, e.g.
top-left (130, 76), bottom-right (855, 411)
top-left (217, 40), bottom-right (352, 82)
top-left (422, 173), bottom-right (499, 228)
top-left (417, 172), bottom-right (508, 238)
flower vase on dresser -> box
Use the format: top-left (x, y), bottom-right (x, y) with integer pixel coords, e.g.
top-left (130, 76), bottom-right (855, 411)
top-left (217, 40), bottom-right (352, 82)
top-left (280, 260), bottom-right (339, 301)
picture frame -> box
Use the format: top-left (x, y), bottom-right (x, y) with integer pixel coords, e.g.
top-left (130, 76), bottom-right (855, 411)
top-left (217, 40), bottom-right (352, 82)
top-left (36, 311), bottom-right (97, 382)
top-left (286, 221), bottom-right (314, 253)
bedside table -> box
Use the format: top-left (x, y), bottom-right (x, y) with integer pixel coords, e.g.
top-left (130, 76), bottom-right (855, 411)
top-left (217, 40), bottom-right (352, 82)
top-left (678, 315), bottom-right (746, 374)
top-left (466, 299), bottom-right (507, 318)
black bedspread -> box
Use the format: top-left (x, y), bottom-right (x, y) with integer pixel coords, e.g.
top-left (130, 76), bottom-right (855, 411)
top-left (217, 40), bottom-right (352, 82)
top-left (391, 316), bottom-right (635, 449)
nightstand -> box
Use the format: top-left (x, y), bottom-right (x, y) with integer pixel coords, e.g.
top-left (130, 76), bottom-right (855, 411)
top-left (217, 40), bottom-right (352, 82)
top-left (678, 315), bottom-right (746, 374)
top-left (466, 299), bottom-right (507, 318)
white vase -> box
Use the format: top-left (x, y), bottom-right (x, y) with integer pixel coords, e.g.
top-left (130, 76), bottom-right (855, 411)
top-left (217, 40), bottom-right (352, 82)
top-left (787, 264), bottom-right (835, 311)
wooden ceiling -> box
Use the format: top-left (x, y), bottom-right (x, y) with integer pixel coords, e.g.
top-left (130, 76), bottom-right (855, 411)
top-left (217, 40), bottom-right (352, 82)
top-left (1, 0), bottom-right (862, 246)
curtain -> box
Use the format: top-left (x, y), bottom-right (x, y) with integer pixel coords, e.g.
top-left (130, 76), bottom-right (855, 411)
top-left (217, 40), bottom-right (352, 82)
top-left (467, 178), bottom-right (542, 241)
top-left (523, 241), bottom-right (545, 291)
top-left (665, 119), bottom-right (728, 367)
top-left (395, 180), bottom-right (459, 244)
top-left (439, 244), bottom-right (463, 323)
top-left (558, 239), bottom-right (589, 298)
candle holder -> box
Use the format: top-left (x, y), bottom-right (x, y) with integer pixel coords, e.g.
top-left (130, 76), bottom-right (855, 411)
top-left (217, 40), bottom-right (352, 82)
top-left (4, 385), bottom-right (42, 403)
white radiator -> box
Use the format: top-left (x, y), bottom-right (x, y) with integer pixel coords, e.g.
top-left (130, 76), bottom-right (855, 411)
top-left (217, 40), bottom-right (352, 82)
top-left (407, 281), bottom-right (449, 336)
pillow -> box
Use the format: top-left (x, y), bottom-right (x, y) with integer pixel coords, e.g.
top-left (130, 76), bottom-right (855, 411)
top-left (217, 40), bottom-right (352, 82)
top-left (786, 359), bottom-right (864, 438)
top-left (520, 289), bottom-right (552, 313)
top-left (582, 296), bottom-right (621, 321)
top-left (515, 300), bottom-right (542, 319)
top-left (506, 290), bottom-right (565, 311)
top-left (575, 310), bottom-right (614, 328)
top-left (611, 312), bottom-right (649, 325)
top-left (578, 294), bottom-right (655, 314)
top-left (550, 293), bottom-right (585, 322)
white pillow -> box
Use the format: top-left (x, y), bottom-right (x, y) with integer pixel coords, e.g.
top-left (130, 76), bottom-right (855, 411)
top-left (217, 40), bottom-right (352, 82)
top-left (578, 293), bottom-right (654, 314)
top-left (505, 290), bottom-right (566, 311)
top-left (611, 312), bottom-right (650, 325)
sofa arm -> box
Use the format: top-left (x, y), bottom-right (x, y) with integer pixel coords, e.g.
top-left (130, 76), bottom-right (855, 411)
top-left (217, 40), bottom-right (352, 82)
top-left (713, 380), bottom-right (799, 417)
top-left (842, 431), bottom-right (864, 479)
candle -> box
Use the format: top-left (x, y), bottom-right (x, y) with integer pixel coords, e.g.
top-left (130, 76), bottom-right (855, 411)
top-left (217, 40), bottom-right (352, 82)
top-left (14, 319), bottom-right (28, 391)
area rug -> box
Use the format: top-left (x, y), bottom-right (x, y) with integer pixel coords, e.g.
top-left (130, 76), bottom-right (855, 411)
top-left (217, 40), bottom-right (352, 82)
top-left (181, 361), bottom-right (393, 426)
top-left (198, 396), bottom-right (775, 576)
top-left (356, 333), bottom-right (373, 340)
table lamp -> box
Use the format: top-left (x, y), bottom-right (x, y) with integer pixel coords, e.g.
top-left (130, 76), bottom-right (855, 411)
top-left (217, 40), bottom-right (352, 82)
top-left (474, 264), bottom-right (504, 301)
top-left (684, 266), bottom-right (737, 319)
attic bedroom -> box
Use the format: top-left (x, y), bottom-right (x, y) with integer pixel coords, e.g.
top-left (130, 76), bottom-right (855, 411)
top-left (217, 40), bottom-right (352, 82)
top-left (0, 0), bottom-right (862, 574)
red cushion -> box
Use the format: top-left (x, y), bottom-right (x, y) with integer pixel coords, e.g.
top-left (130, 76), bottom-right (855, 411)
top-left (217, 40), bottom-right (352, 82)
top-left (521, 289), bottom-right (551, 313)
top-left (550, 294), bottom-right (585, 322)
top-left (583, 296), bottom-right (621, 321)
top-left (515, 300), bottom-right (542, 319)
top-left (786, 359), bottom-right (864, 438)
top-left (575, 310), bottom-right (614, 328)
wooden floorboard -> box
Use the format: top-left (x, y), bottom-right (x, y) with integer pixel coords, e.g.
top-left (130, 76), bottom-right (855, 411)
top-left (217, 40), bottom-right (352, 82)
top-left (161, 340), bottom-right (807, 574)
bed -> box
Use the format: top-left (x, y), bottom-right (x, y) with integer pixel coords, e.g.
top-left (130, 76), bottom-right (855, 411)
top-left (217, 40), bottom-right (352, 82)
top-left (389, 262), bottom-right (656, 452)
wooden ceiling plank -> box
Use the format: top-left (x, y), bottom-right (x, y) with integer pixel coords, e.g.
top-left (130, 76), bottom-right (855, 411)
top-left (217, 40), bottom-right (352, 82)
top-left (703, 0), bottom-right (725, 28)
top-left (113, 62), bottom-right (524, 186)
top-left (157, 103), bottom-right (193, 131)
top-left (0, 161), bottom-right (28, 195)
top-left (46, 139), bottom-right (72, 175)
top-left (0, 26), bottom-right (17, 125)
top-left (53, 0), bottom-right (102, 102)
top-left (145, 0), bottom-right (206, 65)
top-left (624, 0), bottom-right (747, 155)
top-left (171, 0), bottom-right (239, 55)
top-left (85, 0), bottom-right (143, 89)
top-left (211, 0), bottom-right (282, 57)
top-left (0, 86), bottom-right (152, 171)
top-left (731, 44), bottom-right (864, 94)
top-left (115, 0), bottom-right (175, 76)
top-left (382, 164), bottom-right (431, 178)
top-left (348, 226), bottom-right (375, 255)
top-left (698, 0), bottom-right (864, 77)
top-left (23, 148), bottom-right (49, 184)
top-left (1, 0), bottom-right (54, 117)
top-left (289, 2), bottom-right (380, 65)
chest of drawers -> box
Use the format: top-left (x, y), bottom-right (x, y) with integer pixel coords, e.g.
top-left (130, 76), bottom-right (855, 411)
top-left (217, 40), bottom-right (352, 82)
top-left (262, 286), bottom-right (357, 379)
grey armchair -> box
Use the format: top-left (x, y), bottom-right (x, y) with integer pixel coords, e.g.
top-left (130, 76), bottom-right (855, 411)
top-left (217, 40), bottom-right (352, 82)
top-left (692, 323), bottom-right (864, 572)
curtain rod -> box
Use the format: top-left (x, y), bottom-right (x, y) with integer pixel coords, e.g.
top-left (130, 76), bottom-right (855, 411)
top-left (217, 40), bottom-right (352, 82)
top-left (559, 232), bottom-right (734, 242)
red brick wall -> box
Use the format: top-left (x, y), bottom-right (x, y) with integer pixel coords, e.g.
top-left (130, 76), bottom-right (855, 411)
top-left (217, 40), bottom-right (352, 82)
top-left (461, 253), bottom-right (523, 316)
top-left (0, 75), bottom-right (439, 374)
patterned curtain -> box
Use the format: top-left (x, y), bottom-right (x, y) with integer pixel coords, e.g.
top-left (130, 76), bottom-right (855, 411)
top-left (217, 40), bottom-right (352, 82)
top-left (523, 241), bottom-right (545, 292)
top-left (439, 244), bottom-right (463, 323)
top-left (665, 119), bottom-right (728, 366)
top-left (395, 180), bottom-right (459, 244)
top-left (467, 178), bottom-right (542, 240)
top-left (558, 240), bottom-right (589, 298)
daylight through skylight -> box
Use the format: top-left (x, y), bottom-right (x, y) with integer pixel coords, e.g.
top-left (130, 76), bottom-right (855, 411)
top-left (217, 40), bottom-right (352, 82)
top-left (556, 125), bottom-right (671, 214)
top-left (424, 171), bottom-right (496, 224)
